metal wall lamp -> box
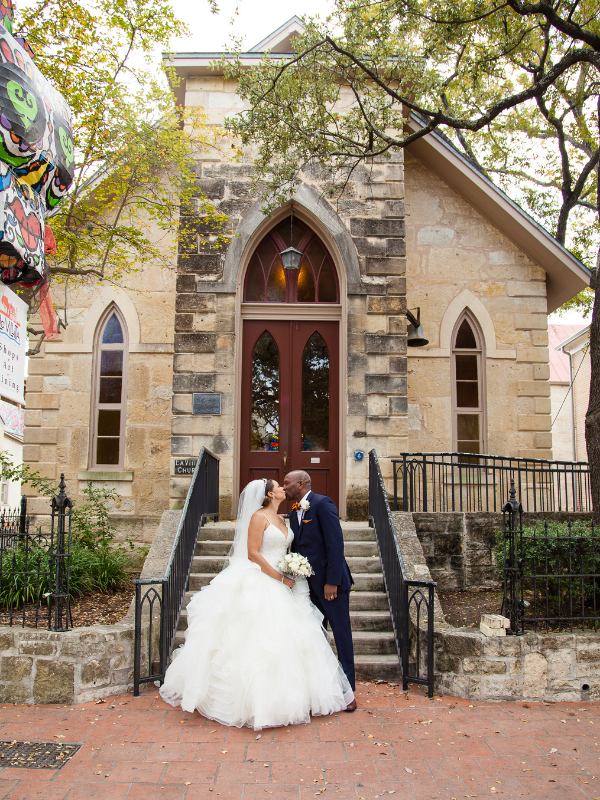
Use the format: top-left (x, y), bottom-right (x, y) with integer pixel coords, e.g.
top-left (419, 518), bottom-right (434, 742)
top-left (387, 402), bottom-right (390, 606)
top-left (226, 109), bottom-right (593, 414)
top-left (406, 307), bottom-right (429, 347)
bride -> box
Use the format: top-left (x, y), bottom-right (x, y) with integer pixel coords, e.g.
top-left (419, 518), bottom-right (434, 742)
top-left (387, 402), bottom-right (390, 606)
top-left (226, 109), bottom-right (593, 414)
top-left (159, 478), bottom-right (354, 729)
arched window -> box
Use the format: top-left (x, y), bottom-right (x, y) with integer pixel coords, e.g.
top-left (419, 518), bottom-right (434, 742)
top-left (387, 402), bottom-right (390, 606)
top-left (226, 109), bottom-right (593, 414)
top-left (452, 312), bottom-right (485, 455)
top-left (90, 305), bottom-right (128, 468)
top-left (244, 216), bottom-right (339, 303)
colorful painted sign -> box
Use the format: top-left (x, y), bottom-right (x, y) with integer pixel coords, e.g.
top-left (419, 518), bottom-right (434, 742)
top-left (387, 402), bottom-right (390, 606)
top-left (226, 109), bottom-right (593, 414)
top-left (0, 18), bottom-right (74, 285)
top-left (0, 283), bottom-right (26, 403)
top-left (0, 398), bottom-right (23, 437)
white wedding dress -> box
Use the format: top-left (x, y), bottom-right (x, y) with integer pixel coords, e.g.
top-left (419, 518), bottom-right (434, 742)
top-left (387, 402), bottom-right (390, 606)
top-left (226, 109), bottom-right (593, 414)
top-left (159, 519), bottom-right (354, 730)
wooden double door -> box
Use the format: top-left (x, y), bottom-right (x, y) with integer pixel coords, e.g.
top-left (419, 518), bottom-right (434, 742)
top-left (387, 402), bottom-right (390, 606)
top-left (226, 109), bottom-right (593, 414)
top-left (240, 320), bottom-right (339, 511)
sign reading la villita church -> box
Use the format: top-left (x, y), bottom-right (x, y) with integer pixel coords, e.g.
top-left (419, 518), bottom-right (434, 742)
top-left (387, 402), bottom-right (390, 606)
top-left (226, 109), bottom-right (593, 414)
top-left (0, 285), bottom-right (27, 406)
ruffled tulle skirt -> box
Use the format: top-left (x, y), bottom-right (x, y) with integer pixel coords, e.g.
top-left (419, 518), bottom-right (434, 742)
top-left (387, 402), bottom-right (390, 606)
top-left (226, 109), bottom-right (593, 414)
top-left (159, 561), bottom-right (353, 729)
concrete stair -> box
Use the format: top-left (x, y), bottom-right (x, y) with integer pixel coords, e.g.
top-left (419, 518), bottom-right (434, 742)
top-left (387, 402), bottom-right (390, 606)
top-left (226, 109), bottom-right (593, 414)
top-left (174, 520), bottom-right (401, 681)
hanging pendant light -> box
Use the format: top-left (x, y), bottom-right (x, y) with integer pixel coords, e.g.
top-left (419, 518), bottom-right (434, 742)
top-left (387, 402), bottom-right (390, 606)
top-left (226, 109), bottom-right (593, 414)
top-left (280, 202), bottom-right (303, 270)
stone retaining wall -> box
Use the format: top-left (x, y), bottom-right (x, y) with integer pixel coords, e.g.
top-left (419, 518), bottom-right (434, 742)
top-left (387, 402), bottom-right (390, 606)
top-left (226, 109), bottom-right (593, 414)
top-left (413, 511), bottom-right (592, 591)
top-left (0, 510), bottom-right (182, 704)
top-left (0, 623), bottom-right (135, 704)
top-left (433, 626), bottom-right (600, 702)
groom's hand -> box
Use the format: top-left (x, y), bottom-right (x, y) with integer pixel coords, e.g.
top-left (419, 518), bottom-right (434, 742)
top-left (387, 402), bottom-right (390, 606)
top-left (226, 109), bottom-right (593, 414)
top-left (324, 583), bottom-right (338, 601)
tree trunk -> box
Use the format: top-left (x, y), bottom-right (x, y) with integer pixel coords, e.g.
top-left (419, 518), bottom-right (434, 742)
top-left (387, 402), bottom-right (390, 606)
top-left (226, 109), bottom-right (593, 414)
top-left (586, 267), bottom-right (600, 523)
top-left (585, 114), bottom-right (600, 523)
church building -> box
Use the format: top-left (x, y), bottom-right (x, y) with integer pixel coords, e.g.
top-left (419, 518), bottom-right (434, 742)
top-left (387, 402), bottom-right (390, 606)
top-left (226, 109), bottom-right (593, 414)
top-left (23, 19), bottom-right (591, 539)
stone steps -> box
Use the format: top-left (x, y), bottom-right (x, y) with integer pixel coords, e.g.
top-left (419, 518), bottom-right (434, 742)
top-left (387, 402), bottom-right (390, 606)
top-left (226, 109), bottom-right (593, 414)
top-left (195, 540), bottom-right (379, 557)
top-left (181, 589), bottom-right (389, 611)
top-left (193, 523), bottom-right (376, 543)
top-left (191, 554), bottom-right (383, 574)
top-left (177, 521), bottom-right (400, 681)
top-left (189, 571), bottom-right (385, 593)
top-left (177, 607), bottom-right (393, 633)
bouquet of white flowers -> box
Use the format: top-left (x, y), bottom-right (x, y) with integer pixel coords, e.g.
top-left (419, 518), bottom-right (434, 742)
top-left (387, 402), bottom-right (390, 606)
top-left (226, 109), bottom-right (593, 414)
top-left (278, 552), bottom-right (314, 579)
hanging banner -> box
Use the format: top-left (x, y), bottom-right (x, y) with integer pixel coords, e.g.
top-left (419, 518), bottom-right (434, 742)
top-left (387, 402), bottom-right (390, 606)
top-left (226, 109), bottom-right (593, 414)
top-left (0, 283), bottom-right (26, 404)
top-left (0, 19), bottom-right (74, 286)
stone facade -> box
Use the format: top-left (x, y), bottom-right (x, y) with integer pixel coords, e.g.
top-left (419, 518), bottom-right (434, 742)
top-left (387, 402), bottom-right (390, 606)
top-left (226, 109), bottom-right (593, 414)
top-left (434, 627), bottom-right (600, 702)
top-left (171, 74), bottom-right (409, 519)
top-left (405, 153), bottom-right (553, 458)
top-left (0, 623), bottom-right (135, 704)
top-left (23, 249), bottom-right (175, 542)
top-left (19, 25), bottom-right (589, 535)
top-left (412, 511), bottom-right (593, 591)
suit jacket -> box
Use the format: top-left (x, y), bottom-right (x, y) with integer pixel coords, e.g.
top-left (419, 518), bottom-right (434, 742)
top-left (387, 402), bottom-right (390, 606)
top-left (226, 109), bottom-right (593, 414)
top-left (289, 493), bottom-right (353, 593)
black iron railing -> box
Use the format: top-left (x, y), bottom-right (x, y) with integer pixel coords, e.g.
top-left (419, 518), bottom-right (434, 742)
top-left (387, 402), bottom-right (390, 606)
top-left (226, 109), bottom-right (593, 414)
top-left (394, 452), bottom-right (591, 514)
top-left (0, 476), bottom-right (73, 630)
top-left (133, 448), bottom-right (219, 695)
top-left (369, 450), bottom-right (435, 697)
top-left (502, 480), bottom-right (600, 633)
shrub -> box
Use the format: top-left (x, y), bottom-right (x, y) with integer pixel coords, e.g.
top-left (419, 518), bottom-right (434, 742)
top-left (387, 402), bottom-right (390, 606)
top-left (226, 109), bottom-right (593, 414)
top-left (495, 519), bottom-right (598, 616)
top-left (0, 457), bottom-right (136, 609)
top-left (0, 543), bottom-right (131, 609)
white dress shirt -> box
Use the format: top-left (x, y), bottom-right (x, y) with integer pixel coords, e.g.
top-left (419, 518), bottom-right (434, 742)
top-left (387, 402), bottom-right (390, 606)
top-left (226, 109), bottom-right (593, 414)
top-left (297, 490), bottom-right (312, 527)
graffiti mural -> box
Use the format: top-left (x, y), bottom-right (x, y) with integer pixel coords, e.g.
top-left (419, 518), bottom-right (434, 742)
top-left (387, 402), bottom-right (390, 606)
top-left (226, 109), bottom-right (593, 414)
top-left (0, 4), bottom-right (74, 286)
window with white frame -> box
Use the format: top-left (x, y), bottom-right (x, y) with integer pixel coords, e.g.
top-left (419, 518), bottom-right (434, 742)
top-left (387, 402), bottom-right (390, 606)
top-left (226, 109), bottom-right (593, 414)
top-left (90, 306), bottom-right (128, 468)
top-left (0, 478), bottom-right (8, 505)
top-left (452, 311), bottom-right (486, 456)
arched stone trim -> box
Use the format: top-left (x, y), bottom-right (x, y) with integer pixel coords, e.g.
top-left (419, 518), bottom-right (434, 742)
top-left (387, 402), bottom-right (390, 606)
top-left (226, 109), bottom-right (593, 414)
top-left (83, 288), bottom-right (140, 345)
top-left (219, 183), bottom-right (361, 293)
top-left (440, 289), bottom-right (497, 352)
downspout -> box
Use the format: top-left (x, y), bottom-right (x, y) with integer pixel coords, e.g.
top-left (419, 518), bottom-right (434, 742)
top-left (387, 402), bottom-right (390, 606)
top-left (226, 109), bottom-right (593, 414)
top-left (568, 349), bottom-right (576, 460)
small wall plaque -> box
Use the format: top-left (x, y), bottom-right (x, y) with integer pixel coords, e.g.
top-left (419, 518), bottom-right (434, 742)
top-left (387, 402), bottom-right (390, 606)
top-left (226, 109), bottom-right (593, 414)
top-left (193, 393), bottom-right (221, 415)
top-left (174, 458), bottom-right (197, 475)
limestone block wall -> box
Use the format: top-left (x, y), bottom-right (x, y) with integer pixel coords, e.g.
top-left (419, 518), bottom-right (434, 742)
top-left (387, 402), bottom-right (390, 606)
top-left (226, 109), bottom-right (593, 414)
top-left (404, 152), bottom-right (552, 459)
top-left (23, 254), bottom-right (176, 544)
top-left (0, 624), bottom-right (135, 704)
top-left (413, 511), bottom-right (593, 591)
top-left (170, 75), bottom-right (410, 519)
top-left (434, 627), bottom-right (600, 702)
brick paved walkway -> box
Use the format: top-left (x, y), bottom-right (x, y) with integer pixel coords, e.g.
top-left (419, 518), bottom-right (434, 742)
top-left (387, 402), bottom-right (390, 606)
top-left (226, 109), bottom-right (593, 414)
top-left (0, 682), bottom-right (599, 800)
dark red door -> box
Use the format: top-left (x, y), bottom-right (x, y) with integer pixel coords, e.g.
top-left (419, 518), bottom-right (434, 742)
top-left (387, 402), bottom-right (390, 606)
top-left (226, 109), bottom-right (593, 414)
top-left (240, 320), bottom-right (339, 511)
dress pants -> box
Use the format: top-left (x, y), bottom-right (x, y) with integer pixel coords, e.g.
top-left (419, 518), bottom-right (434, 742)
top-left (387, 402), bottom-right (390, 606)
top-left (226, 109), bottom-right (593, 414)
top-left (309, 586), bottom-right (355, 691)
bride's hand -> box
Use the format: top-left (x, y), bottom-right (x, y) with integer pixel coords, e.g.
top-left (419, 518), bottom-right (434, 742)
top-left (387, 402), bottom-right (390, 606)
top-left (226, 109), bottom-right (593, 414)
top-left (283, 576), bottom-right (296, 588)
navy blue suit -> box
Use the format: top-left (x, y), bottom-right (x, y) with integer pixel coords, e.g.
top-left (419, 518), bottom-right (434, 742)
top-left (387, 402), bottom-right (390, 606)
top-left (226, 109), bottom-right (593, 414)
top-left (289, 493), bottom-right (355, 690)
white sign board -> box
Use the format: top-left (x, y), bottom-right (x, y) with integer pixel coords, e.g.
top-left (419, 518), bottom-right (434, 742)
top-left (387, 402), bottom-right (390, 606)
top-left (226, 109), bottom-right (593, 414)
top-left (0, 285), bottom-right (27, 405)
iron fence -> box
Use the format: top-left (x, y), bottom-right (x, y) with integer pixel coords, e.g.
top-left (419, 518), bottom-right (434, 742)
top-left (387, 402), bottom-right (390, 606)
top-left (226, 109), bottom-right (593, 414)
top-left (394, 452), bottom-right (590, 514)
top-left (501, 479), bottom-right (600, 633)
top-left (369, 450), bottom-right (435, 697)
top-left (0, 475), bottom-right (73, 630)
top-left (133, 448), bottom-right (219, 695)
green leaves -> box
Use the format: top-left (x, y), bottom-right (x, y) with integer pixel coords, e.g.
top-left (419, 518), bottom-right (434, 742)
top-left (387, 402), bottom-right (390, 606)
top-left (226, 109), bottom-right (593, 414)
top-left (14, 0), bottom-right (227, 293)
top-left (226, 0), bottom-right (600, 291)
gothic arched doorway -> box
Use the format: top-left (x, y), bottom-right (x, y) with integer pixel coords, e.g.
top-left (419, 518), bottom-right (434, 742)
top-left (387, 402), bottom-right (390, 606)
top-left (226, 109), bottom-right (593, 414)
top-left (240, 215), bottom-right (341, 510)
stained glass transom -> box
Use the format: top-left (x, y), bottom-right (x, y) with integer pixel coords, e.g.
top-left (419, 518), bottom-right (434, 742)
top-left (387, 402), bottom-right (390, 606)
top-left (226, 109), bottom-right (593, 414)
top-left (244, 216), bottom-right (339, 303)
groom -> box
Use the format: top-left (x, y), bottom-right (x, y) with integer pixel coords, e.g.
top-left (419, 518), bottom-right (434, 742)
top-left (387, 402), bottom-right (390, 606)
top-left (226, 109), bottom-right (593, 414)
top-left (283, 471), bottom-right (357, 711)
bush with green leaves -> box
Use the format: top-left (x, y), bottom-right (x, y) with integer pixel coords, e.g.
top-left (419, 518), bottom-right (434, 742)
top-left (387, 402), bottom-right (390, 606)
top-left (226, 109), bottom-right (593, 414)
top-left (495, 519), bottom-right (598, 617)
top-left (0, 543), bottom-right (132, 608)
top-left (0, 452), bottom-right (136, 608)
